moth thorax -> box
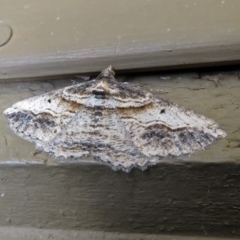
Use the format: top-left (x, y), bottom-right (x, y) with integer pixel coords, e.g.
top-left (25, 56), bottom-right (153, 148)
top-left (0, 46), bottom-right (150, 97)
top-left (92, 89), bottom-right (109, 99)
top-left (92, 79), bottom-right (111, 99)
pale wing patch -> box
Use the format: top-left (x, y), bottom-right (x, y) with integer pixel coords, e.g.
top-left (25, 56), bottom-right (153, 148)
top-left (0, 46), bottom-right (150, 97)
top-left (4, 89), bottom-right (83, 143)
top-left (119, 100), bottom-right (226, 158)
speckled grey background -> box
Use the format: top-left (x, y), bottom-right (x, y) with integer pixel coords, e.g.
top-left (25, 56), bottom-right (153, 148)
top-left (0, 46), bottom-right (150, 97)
top-left (1, 0), bottom-right (240, 79)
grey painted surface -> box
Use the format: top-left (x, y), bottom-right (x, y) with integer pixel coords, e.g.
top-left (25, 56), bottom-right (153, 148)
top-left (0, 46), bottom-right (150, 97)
top-left (0, 69), bottom-right (240, 237)
top-left (0, 227), bottom-right (235, 240)
top-left (1, 0), bottom-right (240, 79)
top-left (0, 163), bottom-right (240, 237)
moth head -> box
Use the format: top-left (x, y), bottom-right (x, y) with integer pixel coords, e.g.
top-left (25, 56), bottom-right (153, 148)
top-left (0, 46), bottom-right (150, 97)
top-left (91, 66), bottom-right (121, 99)
top-left (100, 65), bottom-right (115, 78)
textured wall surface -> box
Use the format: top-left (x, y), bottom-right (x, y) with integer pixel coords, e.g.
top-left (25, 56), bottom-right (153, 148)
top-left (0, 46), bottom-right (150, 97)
top-left (0, 69), bottom-right (240, 237)
top-left (1, 163), bottom-right (240, 237)
top-left (0, 227), bottom-right (235, 240)
top-left (1, 0), bottom-right (240, 79)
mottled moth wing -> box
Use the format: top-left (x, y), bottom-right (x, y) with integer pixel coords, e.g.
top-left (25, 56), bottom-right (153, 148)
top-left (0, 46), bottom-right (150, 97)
top-left (3, 80), bottom-right (97, 144)
top-left (118, 98), bottom-right (226, 158)
top-left (39, 102), bottom-right (150, 172)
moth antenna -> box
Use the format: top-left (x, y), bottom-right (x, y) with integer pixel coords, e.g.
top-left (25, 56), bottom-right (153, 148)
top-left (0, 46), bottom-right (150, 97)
top-left (71, 79), bottom-right (79, 85)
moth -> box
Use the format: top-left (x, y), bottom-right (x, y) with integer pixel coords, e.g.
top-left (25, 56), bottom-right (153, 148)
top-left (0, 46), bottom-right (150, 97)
top-left (4, 66), bottom-right (226, 172)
